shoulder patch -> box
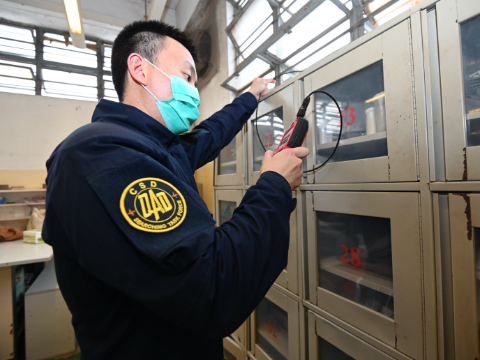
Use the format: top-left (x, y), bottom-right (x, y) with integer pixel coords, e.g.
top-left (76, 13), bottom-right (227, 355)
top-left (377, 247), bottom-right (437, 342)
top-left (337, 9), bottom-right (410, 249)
top-left (120, 177), bottom-right (187, 233)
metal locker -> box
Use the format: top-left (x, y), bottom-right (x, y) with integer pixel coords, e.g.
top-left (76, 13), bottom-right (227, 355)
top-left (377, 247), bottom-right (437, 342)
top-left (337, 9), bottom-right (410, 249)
top-left (249, 287), bottom-right (300, 360)
top-left (275, 191), bottom-right (299, 296)
top-left (437, 193), bottom-right (480, 359)
top-left (246, 82), bottom-right (299, 185)
top-left (305, 191), bottom-right (423, 359)
top-left (307, 311), bottom-right (413, 360)
top-left (215, 189), bottom-right (250, 349)
top-left (215, 128), bottom-right (245, 186)
top-left (303, 20), bottom-right (418, 184)
top-left (436, 0), bottom-right (480, 181)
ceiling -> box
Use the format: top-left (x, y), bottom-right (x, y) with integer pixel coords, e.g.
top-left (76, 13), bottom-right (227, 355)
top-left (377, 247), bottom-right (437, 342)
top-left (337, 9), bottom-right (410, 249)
top-left (0, 0), bottom-right (194, 42)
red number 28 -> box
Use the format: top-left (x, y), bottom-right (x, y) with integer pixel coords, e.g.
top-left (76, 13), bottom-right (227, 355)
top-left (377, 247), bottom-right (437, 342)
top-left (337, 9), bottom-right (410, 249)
top-left (340, 245), bottom-right (361, 267)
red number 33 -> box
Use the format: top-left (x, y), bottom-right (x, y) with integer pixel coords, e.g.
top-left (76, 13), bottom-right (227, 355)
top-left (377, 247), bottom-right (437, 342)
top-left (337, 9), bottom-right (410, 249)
top-left (337, 107), bottom-right (356, 127)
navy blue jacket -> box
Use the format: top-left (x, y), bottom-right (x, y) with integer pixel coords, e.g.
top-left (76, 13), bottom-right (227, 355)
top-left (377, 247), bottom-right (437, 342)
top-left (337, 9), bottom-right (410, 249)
top-left (42, 92), bottom-right (296, 360)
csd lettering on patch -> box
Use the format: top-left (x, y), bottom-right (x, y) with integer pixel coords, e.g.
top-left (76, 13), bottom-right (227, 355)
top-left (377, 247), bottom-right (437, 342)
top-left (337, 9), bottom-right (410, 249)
top-left (120, 178), bottom-right (187, 233)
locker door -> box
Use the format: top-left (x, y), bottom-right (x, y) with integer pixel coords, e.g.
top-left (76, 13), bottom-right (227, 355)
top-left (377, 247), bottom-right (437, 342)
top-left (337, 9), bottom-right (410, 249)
top-left (303, 20), bottom-right (417, 184)
top-left (215, 190), bottom-right (244, 227)
top-left (437, 0), bottom-right (480, 180)
top-left (308, 311), bottom-right (403, 360)
top-left (306, 191), bottom-right (423, 359)
top-left (447, 193), bottom-right (480, 359)
top-left (247, 83), bottom-right (297, 185)
top-left (275, 191), bottom-right (299, 295)
top-left (215, 129), bottom-right (245, 186)
top-left (250, 288), bottom-right (299, 360)
top-left (215, 189), bottom-right (249, 349)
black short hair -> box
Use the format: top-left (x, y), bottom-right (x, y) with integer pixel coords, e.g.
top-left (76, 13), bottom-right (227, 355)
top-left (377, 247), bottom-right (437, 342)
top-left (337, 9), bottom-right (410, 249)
top-left (111, 21), bottom-right (197, 102)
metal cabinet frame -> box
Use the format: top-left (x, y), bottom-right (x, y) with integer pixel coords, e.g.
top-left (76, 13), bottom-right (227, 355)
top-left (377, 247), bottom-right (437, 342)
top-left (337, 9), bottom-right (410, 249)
top-left (305, 190), bottom-right (423, 359)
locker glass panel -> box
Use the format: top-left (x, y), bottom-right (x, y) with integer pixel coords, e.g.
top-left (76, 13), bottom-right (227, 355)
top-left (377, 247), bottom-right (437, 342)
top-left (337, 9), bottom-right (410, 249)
top-left (219, 201), bottom-right (236, 225)
top-left (461, 15), bottom-right (480, 147)
top-left (316, 211), bottom-right (394, 318)
top-left (219, 137), bottom-right (237, 175)
top-left (314, 61), bottom-right (387, 163)
top-left (256, 296), bottom-right (289, 360)
top-left (224, 348), bottom-right (236, 360)
top-left (253, 108), bottom-right (284, 172)
top-left (318, 336), bottom-right (354, 360)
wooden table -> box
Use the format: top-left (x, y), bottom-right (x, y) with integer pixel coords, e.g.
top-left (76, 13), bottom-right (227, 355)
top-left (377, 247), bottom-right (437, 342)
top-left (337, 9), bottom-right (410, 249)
top-left (0, 240), bottom-right (53, 359)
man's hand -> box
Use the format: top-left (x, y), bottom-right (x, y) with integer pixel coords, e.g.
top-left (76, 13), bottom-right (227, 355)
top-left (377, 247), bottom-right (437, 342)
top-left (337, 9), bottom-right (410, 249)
top-left (248, 78), bottom-right (276, 101)
top-left (260, 147), bottom-right (310, 190)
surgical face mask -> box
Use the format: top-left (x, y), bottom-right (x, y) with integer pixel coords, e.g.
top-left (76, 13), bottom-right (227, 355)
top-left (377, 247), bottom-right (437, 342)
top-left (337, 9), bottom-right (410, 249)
top-left (142, 58), bottom-right (200, 134)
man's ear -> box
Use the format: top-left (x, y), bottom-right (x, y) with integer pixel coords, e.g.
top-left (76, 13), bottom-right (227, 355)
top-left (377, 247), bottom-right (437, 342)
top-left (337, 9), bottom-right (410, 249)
top-left (127, 53), bottom-right (147, 86)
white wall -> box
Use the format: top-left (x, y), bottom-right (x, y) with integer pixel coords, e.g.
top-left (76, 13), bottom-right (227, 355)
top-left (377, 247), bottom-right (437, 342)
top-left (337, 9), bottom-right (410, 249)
top-left (193, 0), bottom-right (233, 214)
top-left (0, 93), bottom-right (96, 171)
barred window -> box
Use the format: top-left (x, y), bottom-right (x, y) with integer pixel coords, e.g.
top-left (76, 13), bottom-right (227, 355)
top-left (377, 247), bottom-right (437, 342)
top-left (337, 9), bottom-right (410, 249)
top-left (0, 20), bottom-right (117, 102)
top-left (224, 0), bottom-right (423, 93)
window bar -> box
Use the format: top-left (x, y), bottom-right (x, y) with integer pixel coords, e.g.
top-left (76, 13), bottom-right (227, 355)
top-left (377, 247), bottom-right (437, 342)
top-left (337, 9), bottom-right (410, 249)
top-left (225, 0), bottom-right (256, 33)
top-left (330, 0), bottom-right (352, 16)
top-left (97, 40), bottom-right (104, 99)
top-left (35, 27), bottom-right (43, 96)
top-left (236, 66), bottom-right (274, 94)
top-left (236, 13), bottom-right (273, 50)
top-left (280, 15), bottom-right (349, 65)
top-left (277, 28), bottom-right (350, 77)
top-left (229, 0), bottom-right (329, 75)
top-left (234, 0), bottom-right (307, 61)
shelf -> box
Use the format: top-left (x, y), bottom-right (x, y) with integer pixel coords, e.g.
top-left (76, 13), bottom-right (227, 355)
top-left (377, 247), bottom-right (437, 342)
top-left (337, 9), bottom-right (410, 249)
top-left (220, 160), bottom-right (236, 166)
top-left (0, 217), bottom-right (31, 221)
top-left (467, 112), bottom-right (480, 121)
top-left (316, 131), bottom-right (387, 151)
top-left (320, 257), bottom-right (393, 296)
top-left (0, 203), bottom-right (45, 207)
top-left (0, 189), bottom-right (45, 194)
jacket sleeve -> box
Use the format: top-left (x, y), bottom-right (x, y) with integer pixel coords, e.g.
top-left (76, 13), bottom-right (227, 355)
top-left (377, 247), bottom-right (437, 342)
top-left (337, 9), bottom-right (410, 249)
top-left (56, 146), bottom-right (294, 339)
top-left (179, 92), bottom-right (257, 171)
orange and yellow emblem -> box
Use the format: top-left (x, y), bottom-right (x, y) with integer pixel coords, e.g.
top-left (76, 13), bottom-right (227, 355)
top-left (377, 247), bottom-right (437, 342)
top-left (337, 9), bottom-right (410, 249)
top-left (120, 178), bottom-right (187, 233)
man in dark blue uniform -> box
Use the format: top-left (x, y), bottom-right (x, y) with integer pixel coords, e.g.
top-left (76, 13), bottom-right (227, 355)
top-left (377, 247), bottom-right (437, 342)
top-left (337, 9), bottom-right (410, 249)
top-left (43, 21), bottom-right (309, 359)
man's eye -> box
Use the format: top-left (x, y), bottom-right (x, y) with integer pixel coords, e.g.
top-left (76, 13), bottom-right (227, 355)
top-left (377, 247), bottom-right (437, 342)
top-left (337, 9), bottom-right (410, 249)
top-left (185, 74), bottom-right (191, 81)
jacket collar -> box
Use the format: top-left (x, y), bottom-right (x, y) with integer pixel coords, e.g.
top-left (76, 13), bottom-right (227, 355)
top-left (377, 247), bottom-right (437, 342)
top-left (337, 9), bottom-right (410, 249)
top-left (92, 99), bottom-right (178, 147)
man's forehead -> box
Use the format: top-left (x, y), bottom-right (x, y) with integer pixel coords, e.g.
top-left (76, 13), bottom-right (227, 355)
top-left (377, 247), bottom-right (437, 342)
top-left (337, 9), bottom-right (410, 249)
top-left (161, 37), bottom-right (195, 66)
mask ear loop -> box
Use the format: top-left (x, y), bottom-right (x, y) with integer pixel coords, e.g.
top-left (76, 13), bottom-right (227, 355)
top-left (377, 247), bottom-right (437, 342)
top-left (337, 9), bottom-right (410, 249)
top-left (143, 58), bottom-right (170, 79)
top-left (141, 84), bottom-right (160, 102)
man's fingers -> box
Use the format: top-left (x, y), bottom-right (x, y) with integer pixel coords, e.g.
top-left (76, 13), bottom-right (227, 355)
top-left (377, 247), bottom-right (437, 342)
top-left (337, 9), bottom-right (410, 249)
top-left (291, 147), bottom-right (310, 159)
top-left (263, 150), bottom-right (275, 160)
